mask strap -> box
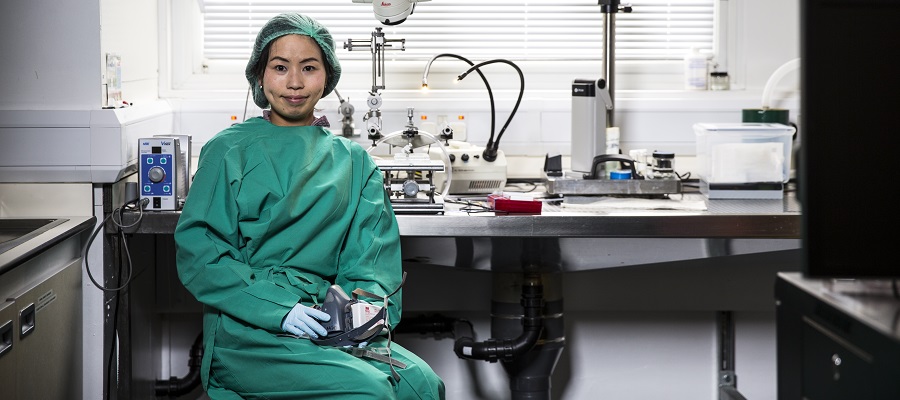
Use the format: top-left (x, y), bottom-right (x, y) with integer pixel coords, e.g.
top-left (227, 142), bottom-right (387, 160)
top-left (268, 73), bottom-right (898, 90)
top-left (349, 271), bottom-right (407, 380)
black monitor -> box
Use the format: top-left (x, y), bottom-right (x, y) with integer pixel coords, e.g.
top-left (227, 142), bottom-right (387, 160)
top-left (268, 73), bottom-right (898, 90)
top-left (800, 0), bottom-right (900, 277)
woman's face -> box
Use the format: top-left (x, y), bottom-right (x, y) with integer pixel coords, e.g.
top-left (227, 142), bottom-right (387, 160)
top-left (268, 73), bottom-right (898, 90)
top-left (261, 35), bottom-right (328, 126)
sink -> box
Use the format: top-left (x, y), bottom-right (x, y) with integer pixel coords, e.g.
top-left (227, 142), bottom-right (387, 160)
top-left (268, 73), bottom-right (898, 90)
top-left (0, 218), bottom-right (67, 255)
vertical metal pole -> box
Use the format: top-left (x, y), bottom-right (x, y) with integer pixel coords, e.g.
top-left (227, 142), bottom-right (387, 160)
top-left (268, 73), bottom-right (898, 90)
top-left (602, 12), bottom-right (616, 127)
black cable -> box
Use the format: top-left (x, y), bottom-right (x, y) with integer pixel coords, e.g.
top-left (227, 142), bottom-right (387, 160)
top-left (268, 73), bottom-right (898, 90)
top-left (242, 84), bottom-right (252, 122)
top-left (425, 54), bottom-right (496, 144)
top-left (443, 197), bottom-right (493, 214)
top-left (82, 198), bottom-right (148, 292)
top-left (85, 196), bottom-right (149, 400)
top-left (104, 227), bottom-right (129, 400)
top-left (105, 283), bottom-right (120, 400)
top-left (457, 59), bottom-right (525, 162)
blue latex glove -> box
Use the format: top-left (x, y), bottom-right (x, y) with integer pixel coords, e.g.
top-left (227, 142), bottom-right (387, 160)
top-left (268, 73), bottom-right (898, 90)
top-left (281, 303), bottom-right (331, 338)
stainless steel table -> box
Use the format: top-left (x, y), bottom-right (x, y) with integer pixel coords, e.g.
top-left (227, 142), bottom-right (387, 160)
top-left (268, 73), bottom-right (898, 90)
top-left (106, 191), bottom-right (801, 400)
top-left (118, 193), bottom-right (800, 239)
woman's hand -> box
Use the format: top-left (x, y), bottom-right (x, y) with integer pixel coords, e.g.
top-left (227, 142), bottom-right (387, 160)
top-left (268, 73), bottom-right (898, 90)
top-left (281, 303), bottom-right (331, 338)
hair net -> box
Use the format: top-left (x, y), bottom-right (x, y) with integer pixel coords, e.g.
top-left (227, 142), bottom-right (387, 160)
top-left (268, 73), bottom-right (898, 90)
top-left (245, 13), bottom-right (342, 109)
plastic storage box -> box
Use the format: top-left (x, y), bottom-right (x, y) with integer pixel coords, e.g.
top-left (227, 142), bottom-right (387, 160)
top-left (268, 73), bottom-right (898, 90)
top-left (694, 122), bottom-right (795, 199)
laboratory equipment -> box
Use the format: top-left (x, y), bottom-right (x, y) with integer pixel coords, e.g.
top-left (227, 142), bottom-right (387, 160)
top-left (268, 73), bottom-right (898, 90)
top-left (351, 0), bottom-right (431, 26)
top-left (544, 152), bottom-right (681, 196)
top-left (138, 136), bottom-right (191, 211)
top-left (311, 285), bottom-right (386, 347)
top-left (569, 78), bottom-right (613, 174)
top-left (0, 103), bottom-right (173, 183)
top-left (420, 56), bottom-right (522, 194)
top-left (432, 140), bottom-right (507, 195)
top-left (742, 59), bottom-right (798, 125)
top-left (694, 123), bottom-right (794, 199)
top-left (422, 53), bottom-right (496, 145)
top-left (421, 54), bottom-right (510, 194)
top-left (543, 2), bottom-right (680, 197)
top-left (345, 28), bottom-right (451, 211)
top-left (333, 88), bottom-right (356, 137)
top-left (649, 151), bottom-right (676, 179)
top-left (456, 59), bottom-right (522, 164)
top-left (368, 108), bottom-right (450, 214)
top-left (344, 27), bottom-right (406, 143)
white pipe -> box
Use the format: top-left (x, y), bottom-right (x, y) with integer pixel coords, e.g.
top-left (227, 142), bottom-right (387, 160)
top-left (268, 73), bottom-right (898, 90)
top-left (761, 58), bottom-right (800, 109)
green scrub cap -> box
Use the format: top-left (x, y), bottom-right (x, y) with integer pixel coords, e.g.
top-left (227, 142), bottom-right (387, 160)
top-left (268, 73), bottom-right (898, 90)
top-left (245, 13), bottom-right (342, 109)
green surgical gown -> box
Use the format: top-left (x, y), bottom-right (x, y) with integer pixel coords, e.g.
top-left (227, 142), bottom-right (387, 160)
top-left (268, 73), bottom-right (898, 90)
top-left (174, 117), bottom-right (444, 399)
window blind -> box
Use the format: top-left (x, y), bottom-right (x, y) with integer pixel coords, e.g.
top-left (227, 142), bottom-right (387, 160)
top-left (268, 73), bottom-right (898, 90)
top-left (199, 0), bottom-right (715, 63)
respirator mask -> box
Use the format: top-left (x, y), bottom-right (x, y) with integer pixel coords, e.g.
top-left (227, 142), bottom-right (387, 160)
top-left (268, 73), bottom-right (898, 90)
top-left (310, 273), bottom-right (406, 348)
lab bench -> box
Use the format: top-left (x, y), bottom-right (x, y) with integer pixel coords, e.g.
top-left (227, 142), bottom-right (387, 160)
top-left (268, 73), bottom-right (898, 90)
top-left (103, 191), bottom-right (800, 400)
top-left (119, 192), bottom-right (800, 239)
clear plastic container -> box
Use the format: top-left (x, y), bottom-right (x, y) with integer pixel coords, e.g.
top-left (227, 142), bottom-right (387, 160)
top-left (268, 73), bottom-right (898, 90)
top-left (693, 123), bottom-right (796, 184)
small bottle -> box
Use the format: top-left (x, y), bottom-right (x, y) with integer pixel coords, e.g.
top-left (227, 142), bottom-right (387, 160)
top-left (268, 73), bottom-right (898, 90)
top-left (605, 127), bottom-right (621, 178)
top-left (651, 151), bottom-right (675, 179)
top-left (710, 71), bottom-right (730, 91)
top-left (684, 48), bottom-right (709, 90)
top-left (605, 127), bottom-right (620, 155)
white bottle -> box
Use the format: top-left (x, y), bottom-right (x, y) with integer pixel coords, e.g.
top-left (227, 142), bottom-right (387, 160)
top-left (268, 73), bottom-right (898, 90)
top-left (606, 127), bottom-right (620, 155)
top-left (684, 47), bottom-right (709, 90)
top-left (605, 127), bottom-right (621, 178)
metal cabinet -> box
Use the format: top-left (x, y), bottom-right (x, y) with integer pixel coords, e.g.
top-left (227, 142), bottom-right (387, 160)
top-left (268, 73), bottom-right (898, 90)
top-left (5, 258), bottom-right (82, 399)
top-left (0, 259), bottom-right (83, 400)
top-left (0, 216), bottom-right (93, 400)
top-left (1, 300), bottom-right (16, 394)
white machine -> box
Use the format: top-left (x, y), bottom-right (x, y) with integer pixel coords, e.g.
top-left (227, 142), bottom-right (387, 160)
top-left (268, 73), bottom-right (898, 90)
top-left (429, 141), bottom-right (507, 195)
top-left (351, 0), bottom-right (431, 25)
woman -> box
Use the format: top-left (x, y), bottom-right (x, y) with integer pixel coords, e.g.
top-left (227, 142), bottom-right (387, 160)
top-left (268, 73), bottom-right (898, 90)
top-left (175, 12), bottom-right (445, 399)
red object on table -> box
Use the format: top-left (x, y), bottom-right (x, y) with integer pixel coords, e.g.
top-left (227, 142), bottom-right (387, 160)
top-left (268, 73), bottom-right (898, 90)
top-left (493, 198), bottom-right (542, 215)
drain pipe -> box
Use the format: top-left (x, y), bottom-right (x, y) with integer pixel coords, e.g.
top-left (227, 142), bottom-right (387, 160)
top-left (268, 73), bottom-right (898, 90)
top-left (155, 332), bottom-right (203, 398)
top-left (395, 276), bottom-right (544, 362)
top-left (454, 274), bottom-right (544, 362)
top-left (397, 272), bottom-right (564, 400)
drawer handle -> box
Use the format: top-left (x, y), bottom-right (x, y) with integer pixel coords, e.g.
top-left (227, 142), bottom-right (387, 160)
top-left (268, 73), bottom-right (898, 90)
top-left (0, 320), bottom-right (12, 357)
top-left (19, 302), bottom-right (35, 339)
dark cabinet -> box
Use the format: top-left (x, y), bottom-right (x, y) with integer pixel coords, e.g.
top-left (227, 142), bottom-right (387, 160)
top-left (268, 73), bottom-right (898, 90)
top-left (776, 272), bottom-right (900, 400)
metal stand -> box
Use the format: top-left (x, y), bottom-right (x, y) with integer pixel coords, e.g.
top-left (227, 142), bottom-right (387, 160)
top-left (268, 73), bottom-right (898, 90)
top-left (717, 311), bottom-right (748, 400)
top-left (344, 27), bottom-right (406, 142)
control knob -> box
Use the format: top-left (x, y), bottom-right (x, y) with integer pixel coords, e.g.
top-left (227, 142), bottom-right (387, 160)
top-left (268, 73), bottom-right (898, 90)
top-left (148, 166), bottom-right (166, 183)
